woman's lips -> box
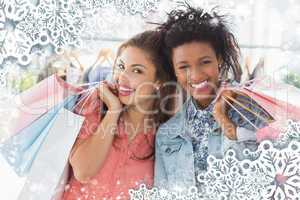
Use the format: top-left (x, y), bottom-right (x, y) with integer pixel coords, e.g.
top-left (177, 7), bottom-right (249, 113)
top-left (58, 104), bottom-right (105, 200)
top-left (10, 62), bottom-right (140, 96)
top-left (190, 80), bottom-right (210, 93)
top-left (118, 85), bottom-right (135, 96)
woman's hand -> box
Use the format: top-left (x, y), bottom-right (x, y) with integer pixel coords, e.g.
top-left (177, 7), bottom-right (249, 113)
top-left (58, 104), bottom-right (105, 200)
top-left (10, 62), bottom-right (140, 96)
top-left (70, 81), bottom-right (122, 183)
top-left (213, 89), bottom-right (237, 140)
top-left (98, 81), bottom-right (122, 113)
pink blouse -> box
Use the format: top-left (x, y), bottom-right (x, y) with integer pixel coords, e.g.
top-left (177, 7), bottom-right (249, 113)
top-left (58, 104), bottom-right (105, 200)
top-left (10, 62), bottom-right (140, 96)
top-left (62, 97), bottom-right (155, 200)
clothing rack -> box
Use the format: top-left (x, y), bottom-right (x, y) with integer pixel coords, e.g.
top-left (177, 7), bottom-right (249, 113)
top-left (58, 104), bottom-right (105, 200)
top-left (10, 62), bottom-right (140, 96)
top-left (81, 37), bottom-right (300, 51)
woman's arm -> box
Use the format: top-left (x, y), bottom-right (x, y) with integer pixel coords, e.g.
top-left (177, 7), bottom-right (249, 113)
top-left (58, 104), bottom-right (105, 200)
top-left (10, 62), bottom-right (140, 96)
top-left (69, 81), bottom-right (122, 183)
top-left (213, 90), bottom-right (238, 140)
top-left (69, 110), bottom-right (120, 183)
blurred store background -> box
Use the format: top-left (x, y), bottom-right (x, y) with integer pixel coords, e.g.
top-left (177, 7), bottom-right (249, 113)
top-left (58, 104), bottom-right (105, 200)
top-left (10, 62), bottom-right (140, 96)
top-left (0, 0), bottom-right (299, 198)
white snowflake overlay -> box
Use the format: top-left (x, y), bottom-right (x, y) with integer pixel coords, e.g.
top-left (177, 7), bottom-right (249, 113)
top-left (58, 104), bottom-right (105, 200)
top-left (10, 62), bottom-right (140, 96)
top-left (1, 1), bottom-right (300, 199)
top-left (0, 0), bottom-right (160, 87)
top-left (274, 120), bottom-right (300, 148)
top-left (0, 0), bottom-right (159, 62)
top-left (129, 120), bottom-right (300, 200)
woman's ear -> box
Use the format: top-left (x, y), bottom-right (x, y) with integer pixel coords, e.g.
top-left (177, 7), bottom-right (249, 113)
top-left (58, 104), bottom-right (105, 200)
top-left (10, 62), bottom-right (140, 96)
top-left (154, 80), bottom-right (162, 91)
top-left (217, 56), bottom-right (223, 69)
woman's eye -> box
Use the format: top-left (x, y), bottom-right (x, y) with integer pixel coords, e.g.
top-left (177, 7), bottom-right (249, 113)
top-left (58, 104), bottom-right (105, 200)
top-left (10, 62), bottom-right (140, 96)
top-left (132, 68), bottom-right (142, 74)
top-left (202, 60), bottom-right (212, 65)
top-left (178, 65), bottom-right (189, 70)
top-left (116, 63), bottom-right (125, 70)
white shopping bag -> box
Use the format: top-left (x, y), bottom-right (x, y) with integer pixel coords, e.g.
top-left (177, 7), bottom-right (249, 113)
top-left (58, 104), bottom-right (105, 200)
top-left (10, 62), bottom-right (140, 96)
top-left (17, 108), bottom-right (85, 200)
top-left (51, 164), bottom-right (71, 200)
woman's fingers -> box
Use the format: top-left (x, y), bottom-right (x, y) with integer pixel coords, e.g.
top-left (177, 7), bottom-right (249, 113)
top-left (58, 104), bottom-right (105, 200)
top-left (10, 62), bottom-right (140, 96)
top-left (98, 81), bottom-right (122, 111)
top-left (213, 90), bottom-right (237, 140)
top-left (107, 83), bottom-right (118, 94)
top-left (102, 81), bottom-right (118, 93)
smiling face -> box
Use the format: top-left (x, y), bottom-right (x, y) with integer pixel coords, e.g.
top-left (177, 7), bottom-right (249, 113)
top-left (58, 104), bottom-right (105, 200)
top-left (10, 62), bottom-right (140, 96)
top-left (113, 46), bottom-right (160, 110)
top-left (172, 41), bottom-right (221, 108)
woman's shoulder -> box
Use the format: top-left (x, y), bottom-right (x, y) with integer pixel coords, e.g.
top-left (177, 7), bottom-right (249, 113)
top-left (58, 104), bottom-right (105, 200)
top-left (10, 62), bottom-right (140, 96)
top-left (156, 100), bottom-right (189, 142)
top-left (158, 99), bottom-right (189, 127)
top-left (156, 114), bottom-right (180, 138)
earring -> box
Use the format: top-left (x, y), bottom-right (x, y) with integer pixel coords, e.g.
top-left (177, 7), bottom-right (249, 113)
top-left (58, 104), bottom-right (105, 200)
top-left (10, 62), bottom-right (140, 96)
top-left (218, 64), bottom-right (225, 82)
top-left (218, 64), bottom-right (222, 70)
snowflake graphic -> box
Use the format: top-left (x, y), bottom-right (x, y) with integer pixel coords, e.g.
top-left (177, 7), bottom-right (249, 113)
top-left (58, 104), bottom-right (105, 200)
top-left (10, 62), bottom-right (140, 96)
top-left (36, 0), bottom-right (85, 50)
top-left (0, 29), bottom-right (33, 65)
top-left (0, 0), bottom-right (34, 64)
top-left (114, 0), bottom-right (159, 17)
top-left (202, 149), bottom-right (272, 200)
top-left (77, 0), bottom-right (160, 17)
top-left (256, 141), bottom-right (300, 200)
top-left (0, 0), bottom-right (159, 66)
top-left (13, 0), bottom-right (85, 54)
top-left (0, 67), bottom-right (7, 87)
top-left (81, 5), bottom-right (146, 41)
top-left (129, 184), bottom-right (206, 200)
top-left (1, 0), bottom-right (31, 22)
top-left (129, 121), bottom-right (300, 200)
top-left (275, 120), bottom-right (300, 147)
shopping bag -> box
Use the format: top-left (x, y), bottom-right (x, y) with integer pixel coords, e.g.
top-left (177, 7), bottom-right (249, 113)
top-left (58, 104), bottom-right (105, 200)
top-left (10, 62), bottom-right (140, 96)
top-left (241, 87), bottom-right (300, 122)
top-left (9, 74), bottom-right (82, 136)
top-left (220, 81), bottom-right (300, 142)
top-left (0, 95), bottom-right (78, 176)
top-left (72, 87), bottom-right (103, 139)
top-left (248, 76), bottom-right (300, 108)
top-left (242, 88), bottom-right (300, 142)
top-left (17, 108), bottom-right (85, 200)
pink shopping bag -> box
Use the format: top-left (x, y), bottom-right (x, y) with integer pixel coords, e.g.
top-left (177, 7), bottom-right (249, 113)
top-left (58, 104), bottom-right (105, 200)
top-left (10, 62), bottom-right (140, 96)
top-left (9, 74), bottom-right (82, 136)
top-left (241, 87), bottom-right (300, 142)
top-left (222, 82), bottom-right (300, 142)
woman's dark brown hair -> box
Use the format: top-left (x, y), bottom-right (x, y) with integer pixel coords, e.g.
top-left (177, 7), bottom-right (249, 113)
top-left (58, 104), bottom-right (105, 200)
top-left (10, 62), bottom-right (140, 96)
top-left (114, 30), bottom-right (176, 124)
top-left (113, 30), bottom-right (177, 160)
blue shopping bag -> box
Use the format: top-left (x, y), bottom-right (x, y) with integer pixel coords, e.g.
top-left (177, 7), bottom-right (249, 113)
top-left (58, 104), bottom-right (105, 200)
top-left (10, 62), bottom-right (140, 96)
top-left (0, 95), bottom-right (78, 176)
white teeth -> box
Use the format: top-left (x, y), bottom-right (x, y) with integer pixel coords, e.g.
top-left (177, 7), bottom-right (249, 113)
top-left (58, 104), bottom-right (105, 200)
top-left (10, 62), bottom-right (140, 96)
top-left (119, 86), bottom-right (133, 92)
top-left (191, 80), bottom-right (208, 89)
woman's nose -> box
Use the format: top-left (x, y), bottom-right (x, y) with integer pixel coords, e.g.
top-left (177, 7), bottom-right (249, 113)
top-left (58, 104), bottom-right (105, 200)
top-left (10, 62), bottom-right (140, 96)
top-left (117, 70), bottom-right (130, 85)
top-left (189, 66), bottom-right (206, 82)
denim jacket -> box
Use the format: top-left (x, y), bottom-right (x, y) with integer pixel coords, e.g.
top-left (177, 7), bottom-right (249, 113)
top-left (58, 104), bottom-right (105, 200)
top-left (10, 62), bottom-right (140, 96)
top-left (154, 96), bottom-right (268, 191)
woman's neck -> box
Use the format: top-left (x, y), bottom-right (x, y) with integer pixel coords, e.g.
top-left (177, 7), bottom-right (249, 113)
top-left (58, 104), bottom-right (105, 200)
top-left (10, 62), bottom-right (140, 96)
top-left (121, 102), bottom-right (156, 140)
top-left (195, 96), bottom-right (215, 109)
top-left (195, 81), bottom-right (221, 109)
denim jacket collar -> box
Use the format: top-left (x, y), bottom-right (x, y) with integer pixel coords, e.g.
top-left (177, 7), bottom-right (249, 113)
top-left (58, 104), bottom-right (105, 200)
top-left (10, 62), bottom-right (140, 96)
top-left (166, 97), bottom-right (221, 140)
top-left (186, 98), bottom-right (214, 122)
top-left (166, 97), bottom-right (220, 140)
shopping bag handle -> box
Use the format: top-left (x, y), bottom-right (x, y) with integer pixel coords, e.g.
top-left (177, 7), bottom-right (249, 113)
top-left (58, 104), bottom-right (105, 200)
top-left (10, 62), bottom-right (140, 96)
top-left (231, 94), bottom-right (274, 121)
top-left (216, 85), bottom-right (275, 123)
top-left (223, 94), bottom-right (274, 124)
top-left (221, 96), bottom-right (259, 130)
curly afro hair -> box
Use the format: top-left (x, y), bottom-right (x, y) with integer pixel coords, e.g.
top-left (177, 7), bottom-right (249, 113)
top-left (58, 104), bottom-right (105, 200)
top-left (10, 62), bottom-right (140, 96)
top-left (156, 2), bottom-right (242, 82)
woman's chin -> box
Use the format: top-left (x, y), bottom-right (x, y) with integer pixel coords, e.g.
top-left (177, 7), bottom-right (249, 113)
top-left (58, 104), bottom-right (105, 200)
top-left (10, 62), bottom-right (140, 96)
top-left (191, 87), bottom-right (213, 98)
top-left (118, 95), bottom-right (134, 107)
